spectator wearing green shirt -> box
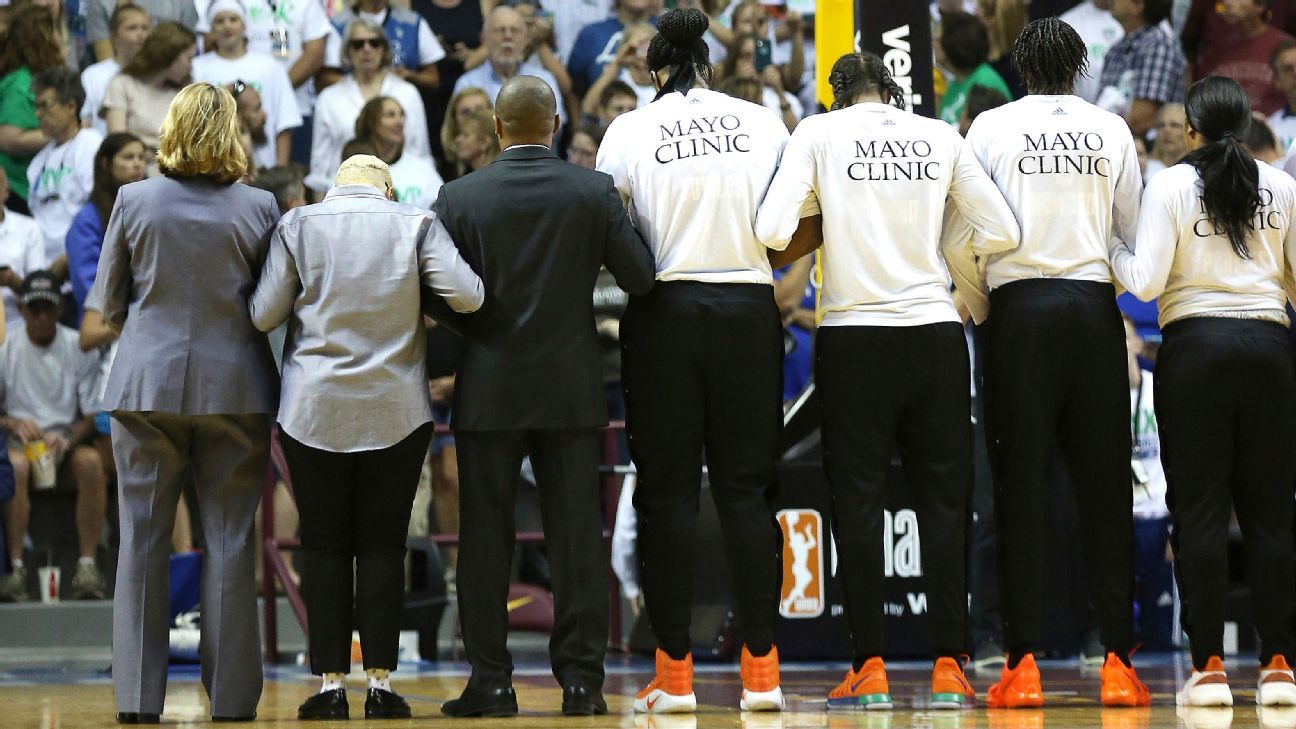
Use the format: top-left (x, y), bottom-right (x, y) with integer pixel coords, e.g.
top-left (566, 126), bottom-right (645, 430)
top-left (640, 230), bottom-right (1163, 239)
top-left (937, 11), bottom-right (1013, 128)
top-left (0, 4), bottom-right (62, 215)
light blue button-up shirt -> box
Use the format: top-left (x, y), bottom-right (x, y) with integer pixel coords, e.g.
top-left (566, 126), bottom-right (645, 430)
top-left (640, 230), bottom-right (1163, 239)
top-left (250, 184), bottom-right (483, 452)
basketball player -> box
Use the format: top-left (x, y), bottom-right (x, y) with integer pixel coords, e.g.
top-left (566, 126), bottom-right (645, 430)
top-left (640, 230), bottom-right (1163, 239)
top-left (596, 7), bottom-right (790, 714)
top-left (755, 50), bottom-right (1019, 711)
top-left (963, 17), bottom-right (1150, 707)
top-left (1110, 77), bottom-right (1296, 708)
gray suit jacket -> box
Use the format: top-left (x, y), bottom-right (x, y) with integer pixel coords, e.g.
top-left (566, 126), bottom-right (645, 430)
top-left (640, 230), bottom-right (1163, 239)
top-left (91, 175), bottom-right (281, 415)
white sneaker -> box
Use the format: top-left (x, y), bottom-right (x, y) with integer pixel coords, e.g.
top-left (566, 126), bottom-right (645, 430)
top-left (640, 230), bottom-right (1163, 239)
top-left (634, 690), bottom-right (697, 714)
top-left (1259, 656), bottom-right (1296, 707)
top-left (1178, 656), bottom-right (1233, 707)
top-left (740, 686), bottom-right (785, 712)
top-left (634, 649), bottom-right (697, 714)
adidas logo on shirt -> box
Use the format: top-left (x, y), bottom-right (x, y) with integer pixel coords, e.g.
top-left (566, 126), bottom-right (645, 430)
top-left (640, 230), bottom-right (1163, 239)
top-left (882, 119), bottom-right (896, 126)
top-left (1052, 107), bottom-right (1066, 116)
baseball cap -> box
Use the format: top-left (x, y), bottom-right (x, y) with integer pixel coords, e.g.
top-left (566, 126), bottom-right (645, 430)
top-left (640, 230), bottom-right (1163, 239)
top-left (20, 270), bottom-right (61, 308)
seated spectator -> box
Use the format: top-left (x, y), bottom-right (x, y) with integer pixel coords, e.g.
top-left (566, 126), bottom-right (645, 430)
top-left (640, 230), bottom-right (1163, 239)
top-left (250, 164), bottom-right (309, 216)
top-left (452, 107), bottom-right (500, 176)
top-left (453, 6), bottom-right (567, 129)
top-left (1245, 112), bottom-right (1286, 164)
top-left (1268, 38), bottom-right (1296, 150)
top-left (0, 271), bottom-right (107, 602)
top-left (511, 0), bottom-right (580, 123)
top-left (566, 123), bottom-right (603, 169)
top-left (719, 32), bottom-right (802, 130)
top-left (103, 21), bottom-right (197, 177)
top-left (81, 4), bottom-right (150, 135)
top-left (331, 0), bottom-right (445, 93)
top-left (593, 79), bottom-right (637, 128)
top-left (937, 11), bottom-right (1012, 127)
top-left (0, 174), bottom-right (43, 328)
top-left (65, 133), bottom-right (145, 322)
top-left (581, 23), bottom-right (657, 122)
top-left (958, 83), bottom-right (1009, 136)
top-left (1144, 102), bottom-right (1187, 179)
top-left (438, 86), bottom-right (492, 180)
top-left (86, 0), bottom-right (197, 63)
top-left (308, 18), bottom-right (429, 194)
top-left (28, 68), bottom-right (102, 277)
top-left (192, 0), bottom-right (303, 171)
top-left (347, 95), bottom-right (444, 209)
top-left (0, 4), bottom-right (63, 217)
top-left (1098, 0), bottom-right (1185, 135)
top-left (566, 0), bottom-right (655, 96)
top-left (1195, 0), bottom-right (1294, 115)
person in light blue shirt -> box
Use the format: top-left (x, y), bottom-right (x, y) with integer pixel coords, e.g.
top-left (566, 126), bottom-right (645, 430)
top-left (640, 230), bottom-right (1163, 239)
top-left (453, 6), bottom-right (567, 127)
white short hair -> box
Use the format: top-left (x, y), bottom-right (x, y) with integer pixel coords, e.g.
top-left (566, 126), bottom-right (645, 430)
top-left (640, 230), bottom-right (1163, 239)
top-left (335, 154), bottom-right (392, 190)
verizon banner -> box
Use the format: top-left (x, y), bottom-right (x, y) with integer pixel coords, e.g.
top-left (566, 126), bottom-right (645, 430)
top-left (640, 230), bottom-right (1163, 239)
top-left (818, 1), bottom-right (936, 118)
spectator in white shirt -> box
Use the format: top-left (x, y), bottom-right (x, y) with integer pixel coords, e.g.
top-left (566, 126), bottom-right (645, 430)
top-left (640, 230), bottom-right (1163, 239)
top-left (0, 174), bottom-right (43, 328)
top-left (753, 50), bottom-right (1019, 708)
top-left (0, 271), bottom-right (107, 603)
top-left (1109, 77), bottom-right (1296, 705)
top-left (1060, 0), bottom-right (1124, 103)
top-left (964, 17), bottom-right (1150, 706)
top-left (344, 96), bottom-right (444, 209)
top-left (452, 7), bottom-right (567, 129)
top-left (330, 0), bottom-right (446, 93)
top-left (29, 68), bottom-right (103, 275)
top-left (81, 3), bottom-right (151, 135)
top-left (192, 0), bottom-right (303, 170)
top-left (308, 18), bottom-right (429, 194)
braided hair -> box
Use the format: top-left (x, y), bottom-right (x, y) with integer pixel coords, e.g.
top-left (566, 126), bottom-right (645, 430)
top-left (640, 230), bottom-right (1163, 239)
top-left (646, 8), bottom-right (714, 87)
top-left (1182, 76), bottom-right (1261, 259)
top-left (1011, 17), bottom-right (1088, 96)
top-left (828, 52), bottom-right (906, 111)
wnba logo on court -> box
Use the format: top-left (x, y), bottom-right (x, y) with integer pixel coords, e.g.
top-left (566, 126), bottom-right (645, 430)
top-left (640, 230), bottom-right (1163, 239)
top-left (777, 509), bottom-right (824, 619)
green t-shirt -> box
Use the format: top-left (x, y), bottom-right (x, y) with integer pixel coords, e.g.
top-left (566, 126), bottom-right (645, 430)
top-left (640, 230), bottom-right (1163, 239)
top-left (0, 67), bottom-right (39, 200)
top-left (939, 63), bottom-right (1013, 128)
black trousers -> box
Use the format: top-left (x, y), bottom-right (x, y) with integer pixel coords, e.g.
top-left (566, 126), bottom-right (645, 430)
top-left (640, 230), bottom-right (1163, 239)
top-left (621, 281), bottom-right (784, 659)
top-left (1156, 317), bottom-right (1296, 669)
top-left (983, 279), bottom-right (1133, 656)
top-left (279, 422), bottom-right (434, 674)
top-left (455, 428), bottom-right (608, 689)
top-left (968, 324), bottom-right (1003, 647)
top-left (817, 323), bottom-right (972, 660)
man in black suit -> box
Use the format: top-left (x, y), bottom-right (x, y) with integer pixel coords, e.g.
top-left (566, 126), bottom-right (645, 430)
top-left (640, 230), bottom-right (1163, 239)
top-left (433, 76), bottom-right (655, 718)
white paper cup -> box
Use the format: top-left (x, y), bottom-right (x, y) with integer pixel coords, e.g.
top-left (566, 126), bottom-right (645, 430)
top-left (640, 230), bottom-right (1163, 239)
top-left (38, 566), bottom-right (60, 603)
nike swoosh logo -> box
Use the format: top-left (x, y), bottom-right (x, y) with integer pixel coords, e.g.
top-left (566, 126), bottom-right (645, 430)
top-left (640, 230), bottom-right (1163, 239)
top-left (851, 674), bottom-right (877, 693)
top-left (646, 696), bottom-right (657, 710)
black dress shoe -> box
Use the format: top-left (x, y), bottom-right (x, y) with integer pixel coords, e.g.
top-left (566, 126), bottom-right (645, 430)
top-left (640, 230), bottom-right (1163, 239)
top-left (116, 713), bottom-right (160, 724)
top-left (561, 684), bottom-right (607, 716)
top-left (365, 688), bottom-right (412, 719)
top-left (441, 685), bottom-right (518, 717)
top-left (298, 689), bottom-right (349, 720)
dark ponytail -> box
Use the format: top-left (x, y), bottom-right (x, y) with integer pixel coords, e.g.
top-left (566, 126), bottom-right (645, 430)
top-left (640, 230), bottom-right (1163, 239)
top-left (1011, 17), bottom-right (1087, 96)
top-left (646, 8), bottom-right (713, 88)
top-left (1182, 76), bottom-right (1261, 259)
top-left (827, 52), bottom-right (906, 111)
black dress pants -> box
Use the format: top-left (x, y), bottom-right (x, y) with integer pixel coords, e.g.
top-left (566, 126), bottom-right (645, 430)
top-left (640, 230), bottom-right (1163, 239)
top-left (454, 428), bottom-right (608, 689)
top-left (983, 279), bottom-right (1134, 656)
top-left (279, 422), bottom-right (434, 674)
top-left (817, 322), bottom-right (972, 661)
top-left (1156, 317), bottom-right (1296, 669)
top-left (621, 281), bottom-right (784, 660)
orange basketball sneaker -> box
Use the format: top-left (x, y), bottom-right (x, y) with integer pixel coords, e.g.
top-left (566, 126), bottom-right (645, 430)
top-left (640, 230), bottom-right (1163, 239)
top-left (987, 653), bottom-right (1044, 708)
top-left (827, 657), bottom-right (893, 710)
top-left (1101, 653), bottom-right (1151, 707)
top-left (739, 645), bottom-right (785, 711)
top-left (633, 649), bottom-right (696, 714)
top-left (931, 656), bottom-right (976, 709)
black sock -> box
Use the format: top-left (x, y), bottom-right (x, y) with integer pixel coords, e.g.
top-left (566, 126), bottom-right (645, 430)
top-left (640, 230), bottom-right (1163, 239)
top-left (1007, 644), bottom-right (1033, 670)
top-left (851, 656), bottom-right (880, 672)
top-left (662, 645), bottom-right (690, 662)
top-left (1113, 651), bottom-right (1131, 668)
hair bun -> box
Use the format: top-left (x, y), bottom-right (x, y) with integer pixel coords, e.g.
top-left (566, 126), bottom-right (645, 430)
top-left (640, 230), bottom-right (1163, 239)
top-left (657, 8), bottom-right (709, 46)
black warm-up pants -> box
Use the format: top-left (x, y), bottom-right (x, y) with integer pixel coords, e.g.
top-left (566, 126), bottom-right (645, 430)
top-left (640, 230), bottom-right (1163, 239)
top-left (817, 322), bottom-right (972, 662)
top-left (983, 279), bottom-right (1134, 658)
top-left (621, 281), bottom-right (784, 660)
top-left (1156, 317), bottom-right (1296, 670)
top-left (279, 422), bottom-right (435, 674)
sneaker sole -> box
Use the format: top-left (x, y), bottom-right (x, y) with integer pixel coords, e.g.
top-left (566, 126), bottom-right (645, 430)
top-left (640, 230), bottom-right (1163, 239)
top-left (633, 691), bottom-right (696, 714)
top-left (987, 694), bottom-right (1044, 709)
top-left (827, 694), bottom-right (892, 711)
top-left (1259, 684), bottom-right (1296, 707)
top-left (931, 693), bottom-right (973, 710)
top-left (1178, 685), bottom-right (1233, 707)
top-left (740, 688), bottom-right (784, 712)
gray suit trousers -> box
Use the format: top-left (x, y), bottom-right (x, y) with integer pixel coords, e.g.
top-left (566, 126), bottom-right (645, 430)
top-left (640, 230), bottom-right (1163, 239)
top-left (110, 411), bottom-right (271, 717)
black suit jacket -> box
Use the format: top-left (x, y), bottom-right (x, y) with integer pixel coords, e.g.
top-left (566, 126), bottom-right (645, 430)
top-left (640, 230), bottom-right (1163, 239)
top-left (430, 145), bottom-right (655, 431)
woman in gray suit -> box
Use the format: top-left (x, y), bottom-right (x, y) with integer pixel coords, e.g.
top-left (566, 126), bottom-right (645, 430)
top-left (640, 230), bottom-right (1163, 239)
top-left (90, 83), bottom-right (281, 724)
